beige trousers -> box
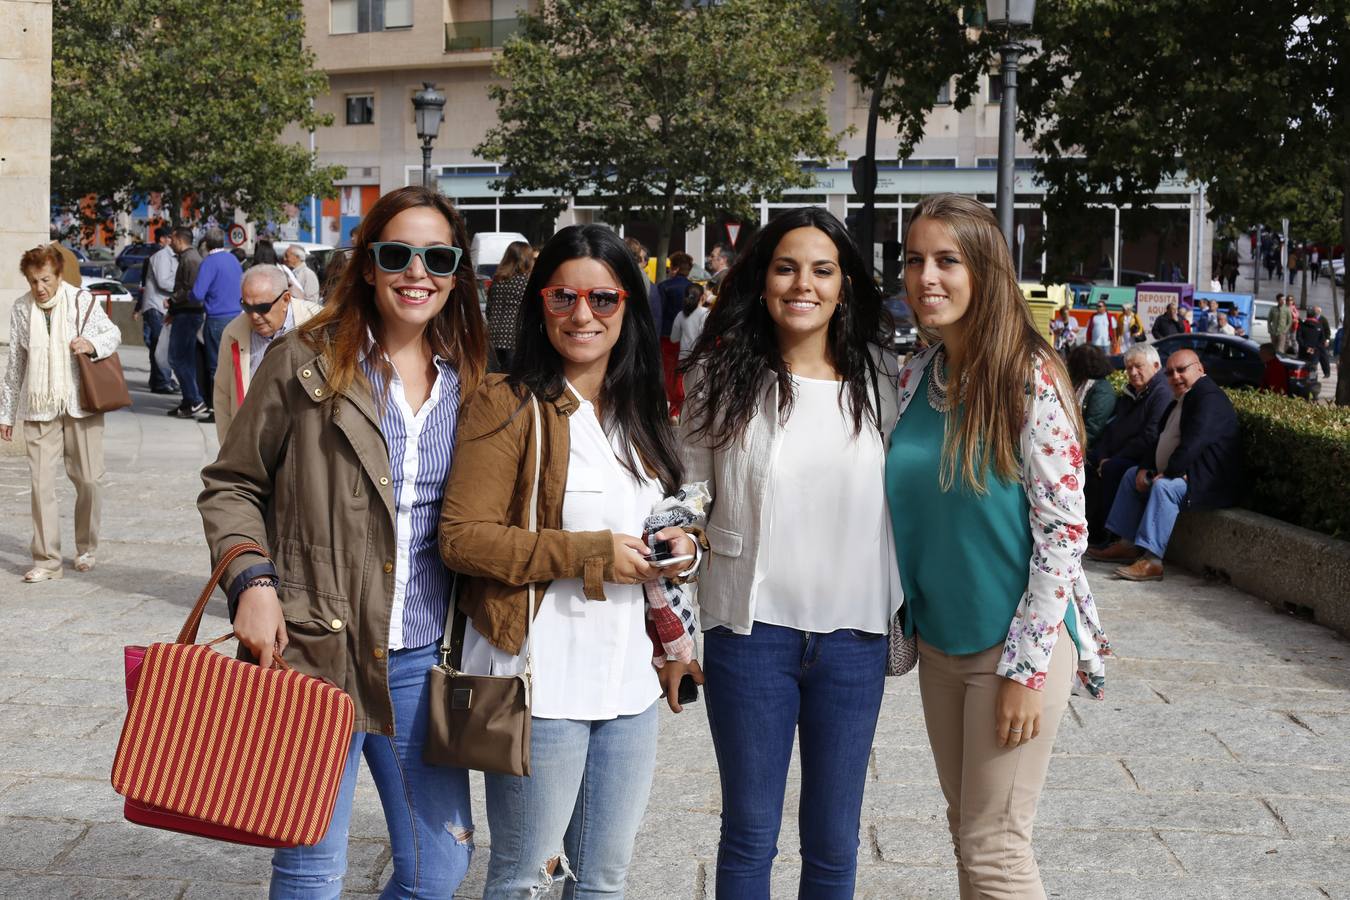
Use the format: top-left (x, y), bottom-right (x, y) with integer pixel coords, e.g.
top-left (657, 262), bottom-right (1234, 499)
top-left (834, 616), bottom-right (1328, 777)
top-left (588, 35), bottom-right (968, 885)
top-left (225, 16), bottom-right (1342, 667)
top-left (23, 413), bottom-right (105, 570)
top-left (917, 628), bottom-right (1074, 900)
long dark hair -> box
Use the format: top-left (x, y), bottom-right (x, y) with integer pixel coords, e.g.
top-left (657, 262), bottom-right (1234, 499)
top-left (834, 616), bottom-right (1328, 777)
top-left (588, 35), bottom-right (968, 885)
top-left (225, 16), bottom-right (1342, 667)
top-left (299, 185), bottom-right (487, 399)
top-left (682, 206), bottom-right (886, 450)
top-left (508, 225), bottom-right (682, 493)
top-left (254, 238), bottom-right (278, 266)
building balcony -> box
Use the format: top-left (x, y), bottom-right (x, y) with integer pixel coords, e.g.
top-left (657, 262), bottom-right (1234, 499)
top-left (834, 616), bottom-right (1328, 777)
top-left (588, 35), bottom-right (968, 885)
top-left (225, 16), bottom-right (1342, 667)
top-left (444, 17), bottom-right (521, 52)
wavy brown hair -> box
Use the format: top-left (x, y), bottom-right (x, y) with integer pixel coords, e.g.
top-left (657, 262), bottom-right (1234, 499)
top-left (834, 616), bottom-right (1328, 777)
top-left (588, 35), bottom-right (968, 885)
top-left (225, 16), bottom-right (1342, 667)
top-left (906, 194), bottom-right (1081, 493)
top-left (299, 186), bottom-right (487, 398)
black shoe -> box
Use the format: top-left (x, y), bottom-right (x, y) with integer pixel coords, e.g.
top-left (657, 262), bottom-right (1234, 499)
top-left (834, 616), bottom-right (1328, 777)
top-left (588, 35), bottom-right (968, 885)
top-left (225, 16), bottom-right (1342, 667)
top-left (198, 411), bottom-right (216, 424)
top-left (173, 402), bottom-right (207, 419)
top-left (150, 386), bottom-right (177, 395)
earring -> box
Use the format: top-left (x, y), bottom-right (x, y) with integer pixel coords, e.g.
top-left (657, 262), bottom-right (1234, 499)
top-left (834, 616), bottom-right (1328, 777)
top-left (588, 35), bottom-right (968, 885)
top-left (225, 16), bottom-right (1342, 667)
top-left (758, 295), bottom-right (767, 305)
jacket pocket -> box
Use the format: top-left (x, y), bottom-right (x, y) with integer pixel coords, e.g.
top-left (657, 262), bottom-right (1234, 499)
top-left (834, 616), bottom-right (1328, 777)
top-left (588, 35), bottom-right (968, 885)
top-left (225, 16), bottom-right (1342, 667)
top-left (276, 582), bottom-right (351, 688)
top-left (561, 465), bottom-right (606, 532)
top-left (706, 523), bottom-right (743, 558)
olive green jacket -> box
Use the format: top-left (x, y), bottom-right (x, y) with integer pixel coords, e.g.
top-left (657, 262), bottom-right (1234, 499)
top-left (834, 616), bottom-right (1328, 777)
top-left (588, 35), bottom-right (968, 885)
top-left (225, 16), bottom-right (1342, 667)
top-left (199, 331), bottom-right (412, 736)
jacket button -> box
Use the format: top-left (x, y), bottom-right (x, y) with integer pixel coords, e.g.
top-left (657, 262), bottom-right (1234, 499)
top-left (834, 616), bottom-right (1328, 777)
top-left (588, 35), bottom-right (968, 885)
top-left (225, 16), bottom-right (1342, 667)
top-left (379, 476), bottom-right (389, 486)
top-left (383, 724), bottom-right (394, 735)
top-left (313, 388), bottom-right (324, 397)
top-left (373, 648), bottom-right (385, 659)
top-left (383, 561), bottom-right (394, 573)
top-left (329, 618), bottom-right (343, 630)
top-left (302, 368), bottom-right (312, 378)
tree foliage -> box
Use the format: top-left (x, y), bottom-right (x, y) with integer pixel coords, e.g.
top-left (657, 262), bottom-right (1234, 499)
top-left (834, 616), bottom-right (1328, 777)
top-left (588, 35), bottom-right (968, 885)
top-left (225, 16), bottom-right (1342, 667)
top-left (476, 0), bottom-right (843, 277)
top-left (52, 0), bottom-right (343, 231)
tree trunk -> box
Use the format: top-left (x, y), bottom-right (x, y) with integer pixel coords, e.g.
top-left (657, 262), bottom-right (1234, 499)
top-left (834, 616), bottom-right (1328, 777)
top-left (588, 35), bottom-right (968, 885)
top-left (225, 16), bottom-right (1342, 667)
top-left (653, 180), bottom-right (677, 284)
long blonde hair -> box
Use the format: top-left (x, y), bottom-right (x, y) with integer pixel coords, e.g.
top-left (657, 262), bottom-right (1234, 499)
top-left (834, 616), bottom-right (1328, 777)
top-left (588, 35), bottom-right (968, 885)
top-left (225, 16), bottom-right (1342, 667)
top-left (906, 194), bottom-right (1082, 494)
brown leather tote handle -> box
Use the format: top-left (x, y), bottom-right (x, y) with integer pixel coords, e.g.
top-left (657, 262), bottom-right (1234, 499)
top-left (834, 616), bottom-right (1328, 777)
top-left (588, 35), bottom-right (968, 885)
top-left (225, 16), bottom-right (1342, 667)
top-left (176, 542), bottom-right (269, 645)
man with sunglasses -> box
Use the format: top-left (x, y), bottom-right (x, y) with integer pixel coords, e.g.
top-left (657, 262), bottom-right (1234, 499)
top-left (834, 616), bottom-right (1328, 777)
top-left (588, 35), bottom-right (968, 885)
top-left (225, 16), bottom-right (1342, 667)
top-left (210, 265), bottom-right (321, 441)
top-left (1086, 349), bottom-right (1240, 581)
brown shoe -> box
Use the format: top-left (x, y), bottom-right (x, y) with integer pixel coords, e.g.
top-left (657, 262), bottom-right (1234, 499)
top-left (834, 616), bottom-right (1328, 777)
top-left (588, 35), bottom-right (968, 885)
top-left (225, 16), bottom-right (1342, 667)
top-left (1114, 558), bottom-right (1164, 581)
top-left (1085, 541), bottom-right (1143, 562)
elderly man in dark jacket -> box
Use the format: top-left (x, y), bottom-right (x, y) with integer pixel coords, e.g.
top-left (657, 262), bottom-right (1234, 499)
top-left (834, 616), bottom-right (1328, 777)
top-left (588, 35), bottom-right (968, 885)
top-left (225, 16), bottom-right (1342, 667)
top-left (1085, 344), bottom-right (1172, 544)
top-left (1086, 349), bottom-right (1240, 581)
top-left (1151, 302), bottom-right (1184, 339)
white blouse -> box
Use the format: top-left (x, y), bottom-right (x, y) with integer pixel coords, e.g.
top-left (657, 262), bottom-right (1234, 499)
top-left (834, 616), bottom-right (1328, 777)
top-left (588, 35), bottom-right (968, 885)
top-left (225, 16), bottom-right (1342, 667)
top-left (461, 386), bottom-right (664, 720)
top-left (711, 375), bottom-right (901, 635)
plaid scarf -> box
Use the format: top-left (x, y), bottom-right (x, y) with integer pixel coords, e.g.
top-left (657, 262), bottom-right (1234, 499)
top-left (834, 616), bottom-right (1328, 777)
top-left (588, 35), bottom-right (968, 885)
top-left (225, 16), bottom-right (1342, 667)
top-left (642, 482), bottom-right (710, 666)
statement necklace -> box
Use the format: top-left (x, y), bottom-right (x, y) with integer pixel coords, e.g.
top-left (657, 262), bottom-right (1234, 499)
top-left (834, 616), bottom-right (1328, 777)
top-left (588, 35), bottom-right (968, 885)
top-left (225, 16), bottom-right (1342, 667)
top-left (927, 348), bottom-right (967, 413)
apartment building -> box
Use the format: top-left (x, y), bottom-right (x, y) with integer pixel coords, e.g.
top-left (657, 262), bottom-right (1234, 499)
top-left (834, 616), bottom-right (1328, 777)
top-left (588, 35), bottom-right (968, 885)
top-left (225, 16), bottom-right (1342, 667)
top-left (285, 0), bottom-right (1208, 283)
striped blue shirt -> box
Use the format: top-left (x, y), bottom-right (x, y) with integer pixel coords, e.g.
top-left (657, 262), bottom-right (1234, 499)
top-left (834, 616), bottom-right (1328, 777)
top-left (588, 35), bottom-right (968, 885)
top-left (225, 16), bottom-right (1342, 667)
top-left (359, 352), bottom-right (461, 650)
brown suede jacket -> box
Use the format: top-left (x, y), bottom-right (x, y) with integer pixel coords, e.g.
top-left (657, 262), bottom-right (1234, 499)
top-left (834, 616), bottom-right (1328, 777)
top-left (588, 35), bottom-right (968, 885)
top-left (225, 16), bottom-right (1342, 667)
top-left (439, 376), bottom-right (618, 655)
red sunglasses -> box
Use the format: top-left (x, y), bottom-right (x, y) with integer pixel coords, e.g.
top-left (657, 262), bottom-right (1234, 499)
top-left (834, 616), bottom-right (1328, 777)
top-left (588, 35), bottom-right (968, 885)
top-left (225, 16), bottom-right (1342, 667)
top-left (540, 285), bottom-right (627, 318)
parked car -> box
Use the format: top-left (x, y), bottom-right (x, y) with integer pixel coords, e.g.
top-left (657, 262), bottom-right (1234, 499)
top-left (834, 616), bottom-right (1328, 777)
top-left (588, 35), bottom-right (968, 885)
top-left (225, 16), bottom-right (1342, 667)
top-left (1110, 333), bottom-right (1319, 399)
top-left (78, 261), bottom-right (121, 280)
top-left (119, 264), bottom-right (145, 306)
top-left (882, 296), bottom-right (920, 356)
top-left (84, 246), bottom-right (117, 265)
top-left (1249, 299), bottom-right (1277, 343)
top-left (115, 242), bottom-right (157, 272)
top-left (470, 231), bottom-right (529, 284)
top-left (81, 274), bottom-right (134, 307)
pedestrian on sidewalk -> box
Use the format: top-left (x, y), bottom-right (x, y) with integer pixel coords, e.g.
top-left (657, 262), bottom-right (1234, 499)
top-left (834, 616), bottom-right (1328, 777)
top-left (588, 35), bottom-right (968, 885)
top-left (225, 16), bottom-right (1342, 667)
top-left (165, 227), bottom-right (206, 418)
top-left (1267, 293), bottom-right (1292, 353)
top-left (441, 224), bottom-right (702, 898)
top-left (1152, 301), bottom-right (1183, 339)
top-left (887, 195), bottom-right (1110, 900)
top-left (284, 244), bottom-right (322, 304)
top-left (210, 265), bottom-right (321, 441)
top-left (1311, 247), bottom-right (1321, 283)
top-left (656, 252), bottom-right (694, 407)
top-left (484, 239), bottom-right (534, 372)
top-left (1297, 307), bottom-right (1330, 377)
top-left (667, 282), bottom-right (708, 418)
top-left (198, 185), bottom-right (487, 897)
top-left (138, 230), bottom-right (177, 393)
top-left (1087, 349), bottom-right (1240, 581)
top-left (192, 227), bottom-right (244, 424)
top-left (679, 207), bottom-right (902, 899)
top-left (1085, 298), bottom-right (1115, 351)
top-left (1, 244), bottom-right (122, 582)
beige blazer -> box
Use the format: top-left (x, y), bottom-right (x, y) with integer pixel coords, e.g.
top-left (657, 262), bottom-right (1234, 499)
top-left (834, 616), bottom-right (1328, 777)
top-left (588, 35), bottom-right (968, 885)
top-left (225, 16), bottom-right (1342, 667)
top-left (212, 300), bottom-right (321, 441)
top-left (678, 344), bottom-right (900, 630)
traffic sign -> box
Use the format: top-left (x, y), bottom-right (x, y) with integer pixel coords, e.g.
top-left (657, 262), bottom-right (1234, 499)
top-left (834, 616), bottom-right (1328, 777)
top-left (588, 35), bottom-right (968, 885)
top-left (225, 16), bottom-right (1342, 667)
top-left (227, 224), bottom-right (247, 247)
top-left (727, 222), bottom-right (741, 247)
top-left (852, 154), bottom-right (878, 196)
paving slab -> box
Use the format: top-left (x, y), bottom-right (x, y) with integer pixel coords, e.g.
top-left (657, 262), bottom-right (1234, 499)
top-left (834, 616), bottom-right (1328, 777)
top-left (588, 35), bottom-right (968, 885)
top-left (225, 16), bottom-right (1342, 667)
top-left (0, 345), bottom-right (1348, 897)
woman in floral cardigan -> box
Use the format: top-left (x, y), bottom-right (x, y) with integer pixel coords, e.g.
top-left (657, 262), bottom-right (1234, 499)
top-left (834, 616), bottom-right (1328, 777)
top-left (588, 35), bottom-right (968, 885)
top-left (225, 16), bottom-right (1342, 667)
top-left (884, 194), bottom-right (1110, 900)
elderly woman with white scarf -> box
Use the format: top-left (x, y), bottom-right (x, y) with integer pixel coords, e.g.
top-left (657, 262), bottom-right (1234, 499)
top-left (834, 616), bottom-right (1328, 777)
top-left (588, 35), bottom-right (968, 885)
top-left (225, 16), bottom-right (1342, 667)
top-left (1, 244), bottom-right (122, 582)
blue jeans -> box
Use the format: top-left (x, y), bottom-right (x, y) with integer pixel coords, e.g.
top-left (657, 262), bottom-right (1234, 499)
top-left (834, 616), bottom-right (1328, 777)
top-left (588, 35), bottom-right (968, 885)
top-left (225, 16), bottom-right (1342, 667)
top-left (270, 643), bottom-right (474, 899)
top-left (141, 308), bottom-right (172, 389)
top-left (204, 314), bottom-right (234, 385)
top-left (1106, 465), bottom-right (1189, 558)
top-left (702, 623), bottom-right (886, 900)
top-left (483, 703), bottom-right (658, 899)
top-left (168, 311), bottom-right (204, 407)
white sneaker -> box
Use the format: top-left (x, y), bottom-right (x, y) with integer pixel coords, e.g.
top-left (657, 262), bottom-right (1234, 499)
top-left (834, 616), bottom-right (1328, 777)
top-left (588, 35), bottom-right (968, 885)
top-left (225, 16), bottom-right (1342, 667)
top-left (22, 567), bottom-right (62, 583)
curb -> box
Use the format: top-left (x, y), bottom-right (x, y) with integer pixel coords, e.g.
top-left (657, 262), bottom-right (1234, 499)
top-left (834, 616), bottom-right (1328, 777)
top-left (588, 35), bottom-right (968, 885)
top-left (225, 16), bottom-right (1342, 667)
top-left (1166, 507), bottom-right (1350, 636)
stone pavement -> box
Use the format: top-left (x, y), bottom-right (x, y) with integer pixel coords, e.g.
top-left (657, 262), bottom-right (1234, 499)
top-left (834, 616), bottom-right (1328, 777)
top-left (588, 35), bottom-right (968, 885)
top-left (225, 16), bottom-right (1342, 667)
top-left (1, 347), bottom-right (1349, 899)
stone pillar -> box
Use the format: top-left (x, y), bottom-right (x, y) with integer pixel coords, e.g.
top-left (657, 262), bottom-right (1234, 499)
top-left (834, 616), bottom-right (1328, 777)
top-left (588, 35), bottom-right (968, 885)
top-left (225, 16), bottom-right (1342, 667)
top-left (0, 0), bottom-right (52, 344)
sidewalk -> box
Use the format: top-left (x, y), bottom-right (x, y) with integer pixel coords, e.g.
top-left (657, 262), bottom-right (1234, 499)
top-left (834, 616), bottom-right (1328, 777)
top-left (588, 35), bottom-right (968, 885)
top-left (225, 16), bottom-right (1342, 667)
top-left (1, 348), bottom-right (1348, 898)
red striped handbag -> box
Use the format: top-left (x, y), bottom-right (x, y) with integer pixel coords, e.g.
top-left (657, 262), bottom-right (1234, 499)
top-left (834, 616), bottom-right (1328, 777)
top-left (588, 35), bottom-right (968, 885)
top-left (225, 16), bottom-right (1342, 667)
top-left (111, 542), bottom-right (355, 847)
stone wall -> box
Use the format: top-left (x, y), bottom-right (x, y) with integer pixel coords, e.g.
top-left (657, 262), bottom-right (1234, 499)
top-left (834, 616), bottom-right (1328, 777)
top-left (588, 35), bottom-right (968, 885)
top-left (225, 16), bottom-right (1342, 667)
top-left (1166, 508), bottom-right (1350, 638)
top-left (0, 0), bottom-right (53, 344)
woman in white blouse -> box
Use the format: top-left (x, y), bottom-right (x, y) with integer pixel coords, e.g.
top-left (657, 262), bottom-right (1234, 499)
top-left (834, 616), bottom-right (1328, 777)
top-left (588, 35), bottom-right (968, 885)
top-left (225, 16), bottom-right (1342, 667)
top-left (678, 207), bottom-right (902, 899)
top-left (1, 244), bottom-right (122, 582)
top-left (440, 224), bottom-right (702, 898)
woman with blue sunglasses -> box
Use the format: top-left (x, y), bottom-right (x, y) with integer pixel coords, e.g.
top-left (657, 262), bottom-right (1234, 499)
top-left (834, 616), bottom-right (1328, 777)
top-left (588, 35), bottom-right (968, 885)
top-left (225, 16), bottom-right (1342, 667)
top-left (198, 184), bottom-right (488, 898)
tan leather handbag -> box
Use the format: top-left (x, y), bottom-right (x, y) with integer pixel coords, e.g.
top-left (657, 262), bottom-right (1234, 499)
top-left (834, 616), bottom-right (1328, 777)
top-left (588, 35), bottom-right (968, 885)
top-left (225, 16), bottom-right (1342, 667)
top-left (76, 291), bottom-right (132, 413)
top-left (424, 395), bottom-right (542, 777)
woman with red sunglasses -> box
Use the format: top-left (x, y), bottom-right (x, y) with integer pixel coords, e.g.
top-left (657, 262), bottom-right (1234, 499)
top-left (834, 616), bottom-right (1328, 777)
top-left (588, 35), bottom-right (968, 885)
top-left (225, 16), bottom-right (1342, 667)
top-left (440, 224), bottom-right (703, 897)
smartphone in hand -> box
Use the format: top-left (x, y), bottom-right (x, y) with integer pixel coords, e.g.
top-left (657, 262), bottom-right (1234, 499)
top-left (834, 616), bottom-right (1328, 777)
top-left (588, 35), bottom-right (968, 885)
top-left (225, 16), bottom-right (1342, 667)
top-left (647, 537), bottom-right (693, 568)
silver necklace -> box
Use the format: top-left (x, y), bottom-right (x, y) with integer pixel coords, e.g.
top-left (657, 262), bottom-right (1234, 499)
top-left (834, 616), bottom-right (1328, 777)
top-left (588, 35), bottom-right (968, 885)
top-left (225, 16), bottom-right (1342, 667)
top-left (927, 348), bottom-right (966, 413)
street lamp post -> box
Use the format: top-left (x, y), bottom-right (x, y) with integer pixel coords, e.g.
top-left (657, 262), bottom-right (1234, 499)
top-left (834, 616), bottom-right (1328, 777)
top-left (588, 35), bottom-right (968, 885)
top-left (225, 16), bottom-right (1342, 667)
top-left (986, 0), bottom-right (1036, 254)
top-left (412, 82), bottom-right (446, 190)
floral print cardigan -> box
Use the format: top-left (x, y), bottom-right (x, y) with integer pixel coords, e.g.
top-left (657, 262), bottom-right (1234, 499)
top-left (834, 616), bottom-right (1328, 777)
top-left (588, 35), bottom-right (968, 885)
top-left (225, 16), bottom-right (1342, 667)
top-left (896, 344), bottom-right (1111, 699)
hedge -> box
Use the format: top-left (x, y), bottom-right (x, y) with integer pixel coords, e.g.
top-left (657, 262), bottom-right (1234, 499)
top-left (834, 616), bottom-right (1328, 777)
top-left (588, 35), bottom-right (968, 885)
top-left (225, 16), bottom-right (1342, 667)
top-left (1103, 371), bottom-right (1350, 538)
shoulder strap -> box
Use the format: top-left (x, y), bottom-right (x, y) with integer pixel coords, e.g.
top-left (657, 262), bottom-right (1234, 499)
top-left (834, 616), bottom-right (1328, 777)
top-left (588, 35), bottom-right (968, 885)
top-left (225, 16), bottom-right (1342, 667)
top-left (441, 392), bottom-right (545, 670)
top-left (76, 289), bottom-right (95, 336)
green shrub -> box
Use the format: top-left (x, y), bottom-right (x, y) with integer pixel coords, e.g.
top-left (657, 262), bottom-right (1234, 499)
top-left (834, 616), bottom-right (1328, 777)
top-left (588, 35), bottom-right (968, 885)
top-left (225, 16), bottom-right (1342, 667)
top-left (1227, 390), bottom-right (1350, 538)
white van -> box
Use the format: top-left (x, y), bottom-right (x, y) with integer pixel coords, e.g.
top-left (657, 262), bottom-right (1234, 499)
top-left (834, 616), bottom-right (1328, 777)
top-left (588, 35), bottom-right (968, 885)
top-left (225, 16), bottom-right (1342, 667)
top-left (470, 232), bottom-right (529, 278)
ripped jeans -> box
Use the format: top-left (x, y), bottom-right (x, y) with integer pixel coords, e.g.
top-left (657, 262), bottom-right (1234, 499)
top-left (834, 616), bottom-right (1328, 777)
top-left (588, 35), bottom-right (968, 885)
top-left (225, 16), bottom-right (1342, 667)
top-left (483, 703), bottom-right (659, 899)
top-left (270, 642), bottom-right (474, 899)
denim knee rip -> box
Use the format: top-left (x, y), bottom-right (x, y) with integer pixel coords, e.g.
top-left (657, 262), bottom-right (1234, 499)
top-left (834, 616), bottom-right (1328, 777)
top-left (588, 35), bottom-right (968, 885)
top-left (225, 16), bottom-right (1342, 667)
top-left (530, 852), bottom-right (575, 898)
top-left (446, 822), bottom-right (474, 847)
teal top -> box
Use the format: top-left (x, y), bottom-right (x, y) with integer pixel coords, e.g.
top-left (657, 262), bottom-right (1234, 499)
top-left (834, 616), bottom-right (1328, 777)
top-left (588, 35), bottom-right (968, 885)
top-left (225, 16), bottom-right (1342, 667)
top-left (886, 361), bottom-right (1079, 656)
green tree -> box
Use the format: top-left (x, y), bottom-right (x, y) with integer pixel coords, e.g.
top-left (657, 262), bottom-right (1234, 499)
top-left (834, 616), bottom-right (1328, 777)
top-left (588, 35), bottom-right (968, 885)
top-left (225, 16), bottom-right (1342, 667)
top-left (52, 0), bottom-right (342, 233)
top-left (476, 0), bottom-right (843, 280)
